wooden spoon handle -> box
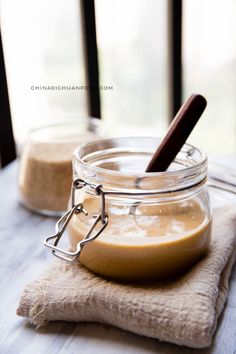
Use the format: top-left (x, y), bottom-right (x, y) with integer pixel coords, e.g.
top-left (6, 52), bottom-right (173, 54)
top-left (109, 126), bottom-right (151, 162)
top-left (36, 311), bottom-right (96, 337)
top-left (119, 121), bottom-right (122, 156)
top-left (145, 94), bottom-right (207, 172)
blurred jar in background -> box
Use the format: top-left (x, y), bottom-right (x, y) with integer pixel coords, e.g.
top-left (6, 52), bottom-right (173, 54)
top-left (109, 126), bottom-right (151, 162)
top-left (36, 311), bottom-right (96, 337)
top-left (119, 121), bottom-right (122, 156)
top-left (18, 118), bottom-right (102, 216)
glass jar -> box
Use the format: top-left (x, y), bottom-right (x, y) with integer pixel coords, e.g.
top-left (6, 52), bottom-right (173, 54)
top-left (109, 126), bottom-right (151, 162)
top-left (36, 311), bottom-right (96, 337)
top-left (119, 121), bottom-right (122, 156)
top-left (45, 137), bottom-right (212, 282)
top-left (18, 118), bottom-right (102, 216)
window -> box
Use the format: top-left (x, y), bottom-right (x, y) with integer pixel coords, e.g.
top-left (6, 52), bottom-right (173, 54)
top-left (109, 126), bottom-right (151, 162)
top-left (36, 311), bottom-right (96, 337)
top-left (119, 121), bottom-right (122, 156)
top-left (95, 0), bottom-right (168, 137)
top-left (1, 0), bottom-right (87, 144)
top-left (1, 0), bottom-right (236, 154)
top-left (183, 0), bottom-right (236, 154)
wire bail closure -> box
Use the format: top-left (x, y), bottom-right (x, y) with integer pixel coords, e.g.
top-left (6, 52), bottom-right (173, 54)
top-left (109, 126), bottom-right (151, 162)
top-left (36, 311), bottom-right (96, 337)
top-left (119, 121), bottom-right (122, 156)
top-left (44, 179), bottom-right (109, 262)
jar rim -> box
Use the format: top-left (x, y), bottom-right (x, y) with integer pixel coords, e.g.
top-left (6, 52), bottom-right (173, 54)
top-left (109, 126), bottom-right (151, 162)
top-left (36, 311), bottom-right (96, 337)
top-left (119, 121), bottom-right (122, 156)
top-left (73, 137), bottom-right (207, 193)
top-left (28, 117), bottom-right (100, 136)
top-left (73, 136), bottom-right (207, 178)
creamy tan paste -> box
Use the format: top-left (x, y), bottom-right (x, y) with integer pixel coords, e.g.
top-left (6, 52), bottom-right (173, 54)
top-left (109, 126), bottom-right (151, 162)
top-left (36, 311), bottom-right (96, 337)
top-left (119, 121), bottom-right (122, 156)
top-left (68, 197), bottom-right (211, 281)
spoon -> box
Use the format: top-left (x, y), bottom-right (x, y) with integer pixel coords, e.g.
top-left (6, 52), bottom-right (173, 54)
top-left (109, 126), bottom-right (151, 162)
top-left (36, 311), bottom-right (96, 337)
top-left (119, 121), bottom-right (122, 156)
top-left (146, 94), bottom-right (207, 172)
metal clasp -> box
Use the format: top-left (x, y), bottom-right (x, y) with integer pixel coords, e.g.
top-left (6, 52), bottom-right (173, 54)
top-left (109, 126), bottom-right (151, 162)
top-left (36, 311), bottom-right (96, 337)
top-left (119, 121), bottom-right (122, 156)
top-left (44, 179), bottom-right (109, 262)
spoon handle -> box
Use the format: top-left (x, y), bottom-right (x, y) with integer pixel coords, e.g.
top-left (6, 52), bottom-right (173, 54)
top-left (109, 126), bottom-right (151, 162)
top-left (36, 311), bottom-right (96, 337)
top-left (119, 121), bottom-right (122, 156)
top-left (145, 94), bottom-right (207, 172)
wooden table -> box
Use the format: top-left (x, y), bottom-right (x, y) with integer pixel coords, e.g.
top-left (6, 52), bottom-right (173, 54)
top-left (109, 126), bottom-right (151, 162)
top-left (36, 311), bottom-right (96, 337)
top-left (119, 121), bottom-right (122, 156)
top-left (1, 161), bottom-right (236, 354)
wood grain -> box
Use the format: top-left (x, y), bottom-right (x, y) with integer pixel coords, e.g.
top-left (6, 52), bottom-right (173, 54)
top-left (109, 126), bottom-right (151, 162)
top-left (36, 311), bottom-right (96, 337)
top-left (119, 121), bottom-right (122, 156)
top-left (146, 94), bottom-right (207, 172)
top-left (0, 161), bottom-right (236, 354)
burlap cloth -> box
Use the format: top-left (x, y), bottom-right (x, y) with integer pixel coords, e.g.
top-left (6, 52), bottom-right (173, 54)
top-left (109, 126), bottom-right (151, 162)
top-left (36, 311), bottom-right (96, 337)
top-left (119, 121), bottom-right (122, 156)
top-left (17, 208), bottom-right (236, 348)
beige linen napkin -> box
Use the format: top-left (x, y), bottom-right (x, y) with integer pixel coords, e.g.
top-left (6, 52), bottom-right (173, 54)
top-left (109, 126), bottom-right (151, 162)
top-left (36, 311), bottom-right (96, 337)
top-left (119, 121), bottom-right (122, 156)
top-left (17, 208), bottom-right (236, 349)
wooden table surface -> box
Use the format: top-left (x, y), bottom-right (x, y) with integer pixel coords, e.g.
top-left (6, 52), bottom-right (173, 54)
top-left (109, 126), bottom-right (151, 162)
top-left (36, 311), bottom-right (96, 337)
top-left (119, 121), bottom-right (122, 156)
top-left (1, 161), bottom-right (236, 354)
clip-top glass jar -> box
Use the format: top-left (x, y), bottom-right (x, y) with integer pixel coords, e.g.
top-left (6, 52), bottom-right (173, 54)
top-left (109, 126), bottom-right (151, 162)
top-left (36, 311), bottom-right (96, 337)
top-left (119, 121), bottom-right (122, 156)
top-left (45, 137), bottom-right (212, 282)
